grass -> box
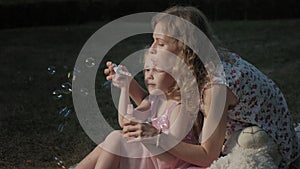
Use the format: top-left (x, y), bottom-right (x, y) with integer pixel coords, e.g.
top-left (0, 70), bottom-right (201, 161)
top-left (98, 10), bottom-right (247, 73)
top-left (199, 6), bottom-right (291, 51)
top-left (0, 19), bottom-right (299, 168)
top-left (212, 19), bottom-right (300, 121)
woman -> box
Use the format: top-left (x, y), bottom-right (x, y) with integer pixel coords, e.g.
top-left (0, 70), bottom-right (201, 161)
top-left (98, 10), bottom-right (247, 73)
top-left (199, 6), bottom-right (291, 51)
top-left (78, 6), bottom-right (299, 169)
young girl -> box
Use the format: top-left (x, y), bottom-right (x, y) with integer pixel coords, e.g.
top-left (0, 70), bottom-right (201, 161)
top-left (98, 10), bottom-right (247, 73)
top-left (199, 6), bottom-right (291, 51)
top-left (75, 50), bottom-right (205, 169)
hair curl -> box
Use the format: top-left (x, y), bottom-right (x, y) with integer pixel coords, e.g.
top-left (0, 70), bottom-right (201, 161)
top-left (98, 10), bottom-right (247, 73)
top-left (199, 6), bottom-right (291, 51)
top-left (151, 6), bottom-right (213, 139)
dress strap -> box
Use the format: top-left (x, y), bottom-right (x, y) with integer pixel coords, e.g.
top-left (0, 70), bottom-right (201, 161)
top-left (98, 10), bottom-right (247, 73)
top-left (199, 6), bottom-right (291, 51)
top-left (166, 101), bottom-right (181, 118)
top-left (149, 95), bottom-right (159, 118)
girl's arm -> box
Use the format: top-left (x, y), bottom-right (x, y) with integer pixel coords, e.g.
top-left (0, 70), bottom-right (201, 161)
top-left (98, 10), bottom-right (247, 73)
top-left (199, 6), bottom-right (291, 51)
top-left (118, 79), bottom-right (151, 127)
top-left (118, 83), bottom-right (130, 127)
top-left (105, 61), bottom-right (148, 106)
top-left (113, 64), bottom-right (144, 127)
top-left (119, 87), bottom-right (152, 127)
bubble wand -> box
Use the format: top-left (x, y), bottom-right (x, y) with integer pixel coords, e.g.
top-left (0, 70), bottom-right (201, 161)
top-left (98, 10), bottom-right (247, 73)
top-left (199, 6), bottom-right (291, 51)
top-left (112, 64), bottom-right (132, 77)
top-left (102, 63), bottom-right (132, 88)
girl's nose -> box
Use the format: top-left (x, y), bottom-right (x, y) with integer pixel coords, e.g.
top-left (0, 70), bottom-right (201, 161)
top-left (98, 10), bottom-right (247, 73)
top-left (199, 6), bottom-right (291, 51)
top-left (146, 70), bottom-right (154, 79)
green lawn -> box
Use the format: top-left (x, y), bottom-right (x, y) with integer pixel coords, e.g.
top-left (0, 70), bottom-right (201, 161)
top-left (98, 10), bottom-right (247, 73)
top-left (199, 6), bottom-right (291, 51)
top-left (0, 19), bottom-right (299, 168)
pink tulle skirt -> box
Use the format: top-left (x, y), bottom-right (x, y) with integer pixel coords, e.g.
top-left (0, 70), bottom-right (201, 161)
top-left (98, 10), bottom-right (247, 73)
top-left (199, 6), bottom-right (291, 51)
top-left (100, 130), bottom-right (206, 169)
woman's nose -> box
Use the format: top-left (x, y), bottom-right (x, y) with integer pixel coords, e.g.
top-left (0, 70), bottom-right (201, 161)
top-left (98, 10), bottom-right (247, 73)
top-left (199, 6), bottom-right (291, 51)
top-left (149, 42), bottom-right (157, 54)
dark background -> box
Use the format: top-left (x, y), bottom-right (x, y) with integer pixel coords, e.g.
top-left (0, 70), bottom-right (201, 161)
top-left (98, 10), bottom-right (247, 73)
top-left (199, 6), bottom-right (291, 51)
top-left (0, 0), bottom-right (299, 168)
top-left (1, 0), bottom-right (300, 29)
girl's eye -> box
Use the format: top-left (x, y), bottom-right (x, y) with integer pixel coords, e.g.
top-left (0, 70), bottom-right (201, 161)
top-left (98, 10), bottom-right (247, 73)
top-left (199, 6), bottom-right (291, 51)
top-left (158, 43), bottom-right (164, 47)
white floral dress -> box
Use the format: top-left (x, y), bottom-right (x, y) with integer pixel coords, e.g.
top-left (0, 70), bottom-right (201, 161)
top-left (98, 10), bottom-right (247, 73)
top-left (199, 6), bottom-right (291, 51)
top-left (201, 50), bottom-right (299, 168)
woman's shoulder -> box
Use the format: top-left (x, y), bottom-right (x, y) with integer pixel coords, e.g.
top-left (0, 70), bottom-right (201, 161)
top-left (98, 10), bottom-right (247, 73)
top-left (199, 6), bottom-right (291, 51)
top-left (217, 48), bottom-right (241, 65)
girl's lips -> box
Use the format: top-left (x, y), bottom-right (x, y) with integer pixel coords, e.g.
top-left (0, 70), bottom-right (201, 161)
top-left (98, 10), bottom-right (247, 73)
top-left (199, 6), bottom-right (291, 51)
top-left (147, 83), bottom-right (155, 87)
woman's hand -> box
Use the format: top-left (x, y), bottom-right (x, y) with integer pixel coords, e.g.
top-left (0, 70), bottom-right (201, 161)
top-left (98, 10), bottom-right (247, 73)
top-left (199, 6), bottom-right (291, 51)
top-left (104, 61), bottom-right (115, 81)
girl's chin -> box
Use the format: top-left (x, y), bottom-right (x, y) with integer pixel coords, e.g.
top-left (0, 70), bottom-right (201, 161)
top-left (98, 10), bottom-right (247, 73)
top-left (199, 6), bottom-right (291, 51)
top-left (149, 89), bottom-right (166, 96)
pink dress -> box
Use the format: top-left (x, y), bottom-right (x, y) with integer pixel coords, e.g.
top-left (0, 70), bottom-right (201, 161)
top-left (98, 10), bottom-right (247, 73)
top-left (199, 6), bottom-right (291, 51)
top-left (150, 101), bottom-right (205, 169)
top-left (100, 99), bottom-right (205, 169)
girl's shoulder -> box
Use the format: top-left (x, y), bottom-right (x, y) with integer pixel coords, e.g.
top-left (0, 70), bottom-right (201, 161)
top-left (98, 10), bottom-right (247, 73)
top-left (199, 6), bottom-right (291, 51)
top-left (167, 100), bottom-right (181, 111)
top-left (135, 97), bottom-right (151, 112)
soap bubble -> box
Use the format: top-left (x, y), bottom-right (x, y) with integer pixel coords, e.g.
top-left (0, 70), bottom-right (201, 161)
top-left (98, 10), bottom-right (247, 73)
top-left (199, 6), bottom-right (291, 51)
top-left (80, 88), bottom-right (89, 96)
top-left (52, 89), bottom-right (63, 100)
top-left (54, 156), bottom-right (66, 168)
top-left (102, 80), bottom-right (112, 88)
top-left (85, 57), bottom-right (96, 68)
top-left (67, 67), bottom-right (81, 81)
top-left (47, 66), bottom-right (56, 75)
top-left (67, 71), bottom-right (74, 81)
top-left (58, 106), bottom-right (72, 118)
top-left (61, 82), bottom-right (72, 94)
top-left (57, 122), bottom-right (65, 133)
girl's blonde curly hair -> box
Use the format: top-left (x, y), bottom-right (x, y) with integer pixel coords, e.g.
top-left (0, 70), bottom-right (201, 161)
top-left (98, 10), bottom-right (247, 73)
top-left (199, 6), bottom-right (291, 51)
top-left (151, 6), bottom-right (213, 140)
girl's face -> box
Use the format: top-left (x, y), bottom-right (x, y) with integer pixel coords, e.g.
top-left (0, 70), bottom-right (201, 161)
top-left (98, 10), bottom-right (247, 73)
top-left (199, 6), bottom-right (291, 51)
top-left (145, 22), bottom-right (181, 96)
top-left (144, 54), bottom-right (176, 96)
top-left (149, 22), bottom-right (181, 56)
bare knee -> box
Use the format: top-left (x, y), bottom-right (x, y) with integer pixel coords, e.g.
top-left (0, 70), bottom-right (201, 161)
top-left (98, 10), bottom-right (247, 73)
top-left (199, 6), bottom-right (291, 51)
top-left (101, 130), bottom-right (123, 154)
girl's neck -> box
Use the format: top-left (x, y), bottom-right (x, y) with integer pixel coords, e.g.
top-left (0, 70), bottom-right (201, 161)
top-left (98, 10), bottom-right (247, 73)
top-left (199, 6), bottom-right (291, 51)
top-left (166, 93), bottom-right (180, 102)
top-left (154, 96), bottom-right (179, 117)
top-left (152, 93), bottom-right (180, 103)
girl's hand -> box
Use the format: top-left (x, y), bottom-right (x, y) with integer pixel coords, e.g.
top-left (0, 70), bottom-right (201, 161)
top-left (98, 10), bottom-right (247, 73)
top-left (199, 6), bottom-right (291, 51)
top-left (112, 65), bottom-right (132, 89)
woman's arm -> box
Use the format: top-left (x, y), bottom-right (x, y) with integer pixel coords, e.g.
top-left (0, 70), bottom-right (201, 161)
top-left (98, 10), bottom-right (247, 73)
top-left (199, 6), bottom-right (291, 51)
top-left (128, 79), bottom-right (148, 106)
top-left (123, 85), bottom-right (237, 167)
top-left (159, 85), bottom-right (237, 167)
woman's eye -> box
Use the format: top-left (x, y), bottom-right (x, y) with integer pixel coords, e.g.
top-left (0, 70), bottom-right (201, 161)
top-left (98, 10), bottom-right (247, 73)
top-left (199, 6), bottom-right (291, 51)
top-left (154, 68), bottom-right (165, 74)
top-left (156, 69), bottom-right (164, 73)
top-left (158, 43), bottom-right (164, 47)
top-left (155, 68), bottom-right (163, 72)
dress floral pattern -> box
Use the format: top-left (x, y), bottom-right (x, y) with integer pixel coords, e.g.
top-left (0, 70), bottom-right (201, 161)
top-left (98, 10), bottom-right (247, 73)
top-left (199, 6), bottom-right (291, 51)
top-left (201, 50), bottom-right (299, 168)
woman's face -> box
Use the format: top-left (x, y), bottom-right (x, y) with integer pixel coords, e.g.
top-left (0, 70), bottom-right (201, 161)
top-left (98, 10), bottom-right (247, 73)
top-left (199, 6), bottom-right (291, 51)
top-left (149, 22), bottom-right (181, 56)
